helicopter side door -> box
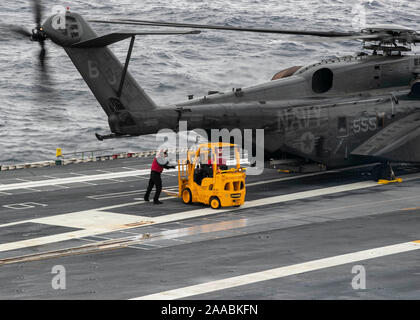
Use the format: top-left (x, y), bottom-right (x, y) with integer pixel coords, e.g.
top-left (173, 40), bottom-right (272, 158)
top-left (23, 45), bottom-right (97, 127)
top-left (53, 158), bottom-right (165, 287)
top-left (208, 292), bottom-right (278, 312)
top-left (328, 105), bottom-right (350, 165)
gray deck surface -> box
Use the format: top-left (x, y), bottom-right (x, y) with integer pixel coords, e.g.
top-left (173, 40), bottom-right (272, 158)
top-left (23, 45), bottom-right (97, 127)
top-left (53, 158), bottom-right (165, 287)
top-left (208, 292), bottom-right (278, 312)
top-left (0, 157), bottom-right (419, 299)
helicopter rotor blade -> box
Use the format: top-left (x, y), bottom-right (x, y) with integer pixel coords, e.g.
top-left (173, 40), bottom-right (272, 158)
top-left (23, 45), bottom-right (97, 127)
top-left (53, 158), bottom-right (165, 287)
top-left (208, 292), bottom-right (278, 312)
top-left (89, 18), bottom-right (359, 38)
top-left (89, 19), bottom-right (420, 46)
top-left (32, 0), bottom-right (43, 28)
top-left (0, 24), bottom-right (32, 39)
top-left (39, 42), bottom-right (47, 70)
top-left (0, 0), bottom-right (60, 111)
top-left (31, 0), bottom-right (59, 101)
top-left (11, 25), bottom-right (32, 38)
top-left (295, 33), bottom-right (388, 43)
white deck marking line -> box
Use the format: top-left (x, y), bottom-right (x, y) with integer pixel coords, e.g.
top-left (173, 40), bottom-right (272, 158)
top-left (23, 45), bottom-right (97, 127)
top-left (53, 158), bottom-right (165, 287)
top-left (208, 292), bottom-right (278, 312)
top-left (102, 179), bottom-right (125, 183)
top-left (122, 167), bottom-right (148, 171)
top-left (28, 185), bottom-right (70, 191)
top-left (97, 196), bottom-right (172, 211)
top-left (131, 240), bottom-right (420, 300)
top-left (128, 247), bottom-right (151, 251)
top-left (135, 176), bottom-right (150, 181)
top-left (133, 243), bottom-right (163, 248)
top-left (88, 188), bottom-right (178, 201)
top-left (86, 190), bottom-right (150, 200)
top-left (66, 173), bottom-right (98, 185)
top-left (88, 187), bottom-right (177, 200)
top-left (59, 181), bottom-right (98, 186)
top-left (96, 169), bottom-right (138, 174)
top-left (0, 168), bottom-right (177, 192)
top-left (71, 172), bottom-right (129, 184)
top-left (117, 230), bottom-right (141, 235)
top-left (19, 187), bottom-right (43, 192)
top-left (171, 238), bottom-right (190, 242)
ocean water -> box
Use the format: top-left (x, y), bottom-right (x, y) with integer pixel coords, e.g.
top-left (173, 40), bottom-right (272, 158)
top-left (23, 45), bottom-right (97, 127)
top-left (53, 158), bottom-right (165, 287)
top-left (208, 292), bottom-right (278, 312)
top-left (0, 0), bottom-right (419, 164)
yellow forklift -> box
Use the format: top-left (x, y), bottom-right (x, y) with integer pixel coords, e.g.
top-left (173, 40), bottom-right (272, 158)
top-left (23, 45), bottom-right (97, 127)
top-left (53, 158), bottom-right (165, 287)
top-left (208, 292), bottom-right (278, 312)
top-left (175, 143), bottom-right (246, 209)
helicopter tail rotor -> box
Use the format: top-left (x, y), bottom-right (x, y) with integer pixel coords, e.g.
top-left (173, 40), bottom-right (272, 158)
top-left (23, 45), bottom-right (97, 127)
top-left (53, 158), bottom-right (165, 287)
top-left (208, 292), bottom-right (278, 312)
top-left (0, 0), bottom-right (58, 101)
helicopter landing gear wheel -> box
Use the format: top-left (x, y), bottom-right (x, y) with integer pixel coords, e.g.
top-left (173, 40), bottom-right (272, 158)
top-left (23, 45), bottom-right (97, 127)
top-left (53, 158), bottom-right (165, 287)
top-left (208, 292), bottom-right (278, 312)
top-left (372, 162), bottom-right (396, 181)
top-left (182, 188), bottom-right (192, 204)
top-left (210, 196), bottom-right (221, 209)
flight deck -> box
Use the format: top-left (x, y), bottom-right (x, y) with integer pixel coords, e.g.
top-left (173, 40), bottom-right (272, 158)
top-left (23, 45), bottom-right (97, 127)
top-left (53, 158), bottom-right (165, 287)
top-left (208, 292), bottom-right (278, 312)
top-left (0, 155), bottom-right (420, 299)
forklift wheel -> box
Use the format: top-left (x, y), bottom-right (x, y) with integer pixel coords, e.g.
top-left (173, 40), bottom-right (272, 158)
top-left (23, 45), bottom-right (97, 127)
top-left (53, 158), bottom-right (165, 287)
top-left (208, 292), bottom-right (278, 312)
top-left (182, 188), bottom-right (192, 204)
top-left (210, 197), bottom-right (221, 209)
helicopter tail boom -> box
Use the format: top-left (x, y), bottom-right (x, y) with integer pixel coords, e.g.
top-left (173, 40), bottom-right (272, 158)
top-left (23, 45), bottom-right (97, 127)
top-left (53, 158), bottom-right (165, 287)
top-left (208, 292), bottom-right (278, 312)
top-left (40, 11), bottom-right (204, 135)
top-left (43, 12), bottom-right (159, 119)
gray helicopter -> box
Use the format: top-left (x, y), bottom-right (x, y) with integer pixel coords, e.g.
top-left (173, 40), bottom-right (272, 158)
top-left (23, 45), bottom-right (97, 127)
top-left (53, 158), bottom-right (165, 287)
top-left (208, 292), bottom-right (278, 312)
top-left (6, 1), bottom-right (420, 179)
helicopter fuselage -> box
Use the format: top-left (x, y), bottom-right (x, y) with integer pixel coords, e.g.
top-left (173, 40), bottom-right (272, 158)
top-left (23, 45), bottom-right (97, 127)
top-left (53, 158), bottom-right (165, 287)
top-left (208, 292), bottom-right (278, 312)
top-left (115, 54), bottom-right (420, 168)
top-left (40, 11), bottom-right (420, 169)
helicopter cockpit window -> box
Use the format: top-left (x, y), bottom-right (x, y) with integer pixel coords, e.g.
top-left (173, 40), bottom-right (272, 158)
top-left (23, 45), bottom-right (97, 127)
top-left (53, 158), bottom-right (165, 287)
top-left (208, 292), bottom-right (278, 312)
top-left (312, 68), bottom-right (333, 94)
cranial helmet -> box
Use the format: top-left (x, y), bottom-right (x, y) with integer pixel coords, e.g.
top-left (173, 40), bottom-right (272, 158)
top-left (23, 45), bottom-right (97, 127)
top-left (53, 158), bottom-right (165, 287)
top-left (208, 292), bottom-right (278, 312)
top-left (159, 148), bottom-right (168, 156)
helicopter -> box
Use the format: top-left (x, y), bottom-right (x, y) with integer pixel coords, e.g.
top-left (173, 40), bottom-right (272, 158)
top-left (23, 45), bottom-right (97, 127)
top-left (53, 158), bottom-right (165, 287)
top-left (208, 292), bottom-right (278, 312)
top-left (5, 0), bottom-right (420, 179)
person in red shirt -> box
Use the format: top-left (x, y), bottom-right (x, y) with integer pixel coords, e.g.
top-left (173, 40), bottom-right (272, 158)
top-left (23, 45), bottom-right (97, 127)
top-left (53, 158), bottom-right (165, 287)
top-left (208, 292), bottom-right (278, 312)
top-left (144, 149), bottom-right (175, 204)
top-left (207, 148), bottom-right (227, 169)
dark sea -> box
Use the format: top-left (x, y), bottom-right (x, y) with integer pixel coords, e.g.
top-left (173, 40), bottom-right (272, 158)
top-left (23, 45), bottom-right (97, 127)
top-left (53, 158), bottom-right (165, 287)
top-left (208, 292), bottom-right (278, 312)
top-left (0, 0), bottom-right (419, 164)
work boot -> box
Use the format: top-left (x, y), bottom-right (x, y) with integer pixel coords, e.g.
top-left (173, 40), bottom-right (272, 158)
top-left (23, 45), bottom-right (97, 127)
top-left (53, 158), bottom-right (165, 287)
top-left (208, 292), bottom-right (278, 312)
top-left (154, 200), bottom-right (163, 205)
top-left (144, 195), bottom-right (150, 202)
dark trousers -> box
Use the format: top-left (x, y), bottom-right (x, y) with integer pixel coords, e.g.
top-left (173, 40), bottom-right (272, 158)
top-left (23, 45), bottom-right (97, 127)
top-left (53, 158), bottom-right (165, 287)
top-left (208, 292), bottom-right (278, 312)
top-left (145, 171), bottom-right (162, 201)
